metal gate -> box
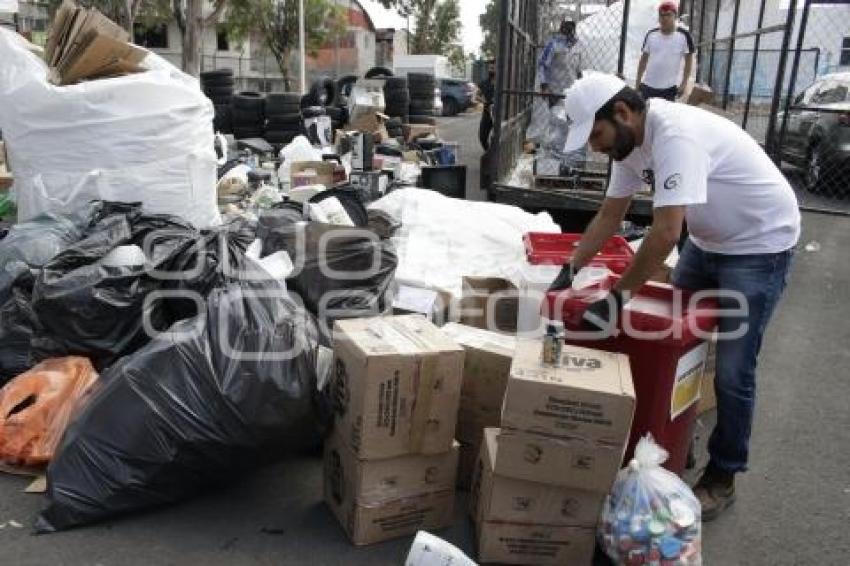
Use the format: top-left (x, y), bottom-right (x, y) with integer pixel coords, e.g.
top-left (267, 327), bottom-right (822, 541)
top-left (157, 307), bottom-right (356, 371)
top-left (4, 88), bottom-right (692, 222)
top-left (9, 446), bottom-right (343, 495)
top-left (483, 0), bottom-right (849, 217)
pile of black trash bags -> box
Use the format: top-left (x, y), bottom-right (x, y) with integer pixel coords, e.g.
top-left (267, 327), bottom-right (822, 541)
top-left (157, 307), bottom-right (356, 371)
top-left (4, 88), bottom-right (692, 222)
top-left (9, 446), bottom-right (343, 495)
top-left (0, 198), bottom-right (397, 532)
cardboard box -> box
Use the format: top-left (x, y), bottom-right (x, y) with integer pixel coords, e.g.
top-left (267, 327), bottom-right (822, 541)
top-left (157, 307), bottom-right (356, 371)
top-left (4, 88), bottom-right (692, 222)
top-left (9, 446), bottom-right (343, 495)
top-left (456, 440), bottom-right (479, 491)
top-left (441, 323), bottom-right (516, 446)
top-left (459, 277), bottom-right (519, 334)
top-left (404, 124), bottom-right (438, 143)
top-left (476, 521), bottom-right (596, 565)
top-left (46, 1), bottom-right (145, 85)
top-left (325, 478), bottom-right (455, 545)
top-left (502, 340), bottom-right (635, 446)
top-left (471, 428), bottom-right (604, 528)
top-left (332, 315), bottom-right (465, 459)
top-left (493, 428), bottom-right (622, 492)
top-left (392, 285), bottom-right (454, 325)
top-left (697, 338), bottom-right (717, 415)
top-left (323, 427), bottom-right (459, 504)
top-left (290, 161), bottom-right (336, 189)
top-left (0, 141), bottom-right (12, 190)
top-left (349, 108), bottom-right (390, 143)
top-left (687, 83), bottom-right (714, 106)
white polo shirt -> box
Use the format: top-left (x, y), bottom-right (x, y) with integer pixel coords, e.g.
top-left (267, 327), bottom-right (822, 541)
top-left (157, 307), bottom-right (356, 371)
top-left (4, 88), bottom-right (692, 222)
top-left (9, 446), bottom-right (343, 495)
top-left (642, 27), bottom-right (694, 89)
top-left (607, 100), bottom-right (801, 255)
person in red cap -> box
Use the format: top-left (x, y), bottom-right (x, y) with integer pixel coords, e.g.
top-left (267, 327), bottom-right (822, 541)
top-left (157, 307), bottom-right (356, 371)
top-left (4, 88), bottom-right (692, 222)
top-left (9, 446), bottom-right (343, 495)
top-left (636, 2), bottom-right (694, 101)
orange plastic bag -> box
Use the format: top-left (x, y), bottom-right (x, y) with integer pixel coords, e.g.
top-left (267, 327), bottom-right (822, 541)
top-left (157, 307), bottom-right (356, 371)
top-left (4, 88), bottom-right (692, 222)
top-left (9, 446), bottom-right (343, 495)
top-left (0, 357), bottom-right (98, 467)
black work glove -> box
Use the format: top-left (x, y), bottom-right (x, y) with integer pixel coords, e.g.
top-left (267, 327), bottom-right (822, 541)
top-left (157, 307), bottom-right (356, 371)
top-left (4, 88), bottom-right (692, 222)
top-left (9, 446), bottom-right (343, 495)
top-left (548, 262), bottom-right (575, 292)
top-left (581, 289), bottom-right (624, 332)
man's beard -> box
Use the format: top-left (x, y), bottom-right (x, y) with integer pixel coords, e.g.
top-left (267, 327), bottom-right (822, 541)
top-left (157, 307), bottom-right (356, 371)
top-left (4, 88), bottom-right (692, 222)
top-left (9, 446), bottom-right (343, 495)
top-left (609, 120), bottom-right (637, 161)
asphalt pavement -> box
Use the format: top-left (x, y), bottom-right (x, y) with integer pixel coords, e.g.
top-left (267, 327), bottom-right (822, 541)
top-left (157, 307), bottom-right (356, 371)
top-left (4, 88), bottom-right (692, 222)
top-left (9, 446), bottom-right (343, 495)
top-left (1, 111), bottom-right (848, 565)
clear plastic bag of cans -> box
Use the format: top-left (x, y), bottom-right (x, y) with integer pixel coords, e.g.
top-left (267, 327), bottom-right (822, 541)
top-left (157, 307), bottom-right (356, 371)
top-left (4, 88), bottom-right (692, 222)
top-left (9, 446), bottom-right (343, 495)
top-left (599, 435), bottom-right (702, 566)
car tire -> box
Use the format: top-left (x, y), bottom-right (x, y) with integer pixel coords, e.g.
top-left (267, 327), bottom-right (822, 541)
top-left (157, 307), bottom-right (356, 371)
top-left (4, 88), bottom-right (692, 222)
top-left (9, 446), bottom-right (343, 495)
top-left (265, 113), bottom-right (303, 129)
top-left (233, 92), bottom-right (265, 111)
top-left (442, 97), bottom-right (458, 117)
top-left (409, 99), bottom-right (435, 113)
top-left (302, 78), bottom-right (336, 108)
top-left (804, 144), bottom-right (828, 193)
top-left (265, 93), bottom-right (302, 115)
top-left (383, 77), bottom-right (408, 90)
top-left (365, 66), bottom-right (394, 79)
top-left (201, 69), bottom-right (233, 80)
top-left (204, 85), bottom-right (234, 97)
top-left (409, 115), bottom-right (437, 125)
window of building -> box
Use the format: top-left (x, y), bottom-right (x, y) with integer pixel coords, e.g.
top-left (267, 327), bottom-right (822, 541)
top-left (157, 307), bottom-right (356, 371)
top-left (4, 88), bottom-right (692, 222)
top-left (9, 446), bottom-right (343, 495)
top-left (217, 27), bottom-right (230, 51)
top-left (841, 37), bottom-right (850, 67)
top-left (133, 23), bottom-right (168, 49)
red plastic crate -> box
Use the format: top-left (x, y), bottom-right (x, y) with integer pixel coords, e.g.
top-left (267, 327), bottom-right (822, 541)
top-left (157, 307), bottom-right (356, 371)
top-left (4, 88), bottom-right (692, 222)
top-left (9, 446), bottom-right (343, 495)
top-left (523, 232), bottom-right (634, 273)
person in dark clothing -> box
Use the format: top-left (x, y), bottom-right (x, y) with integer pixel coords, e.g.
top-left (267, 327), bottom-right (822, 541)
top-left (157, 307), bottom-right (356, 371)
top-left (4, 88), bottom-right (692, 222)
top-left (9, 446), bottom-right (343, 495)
top-left (478, 60), bottom-right (496, 150)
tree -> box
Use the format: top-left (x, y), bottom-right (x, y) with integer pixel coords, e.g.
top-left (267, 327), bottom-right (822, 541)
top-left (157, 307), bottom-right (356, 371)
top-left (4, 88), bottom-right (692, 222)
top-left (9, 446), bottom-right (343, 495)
top-left (379, 0), bottom-right (462, 60)
top-left (47, 0), bottom-right (152, 33)
top-left (225, 0), bottom-right (346, 91)
top-left (479, 0), bottom-right (499, 60)
top-left (47, 0), bottom-right (225, 76)
top-left (170, 0), bottom-right (229, 77)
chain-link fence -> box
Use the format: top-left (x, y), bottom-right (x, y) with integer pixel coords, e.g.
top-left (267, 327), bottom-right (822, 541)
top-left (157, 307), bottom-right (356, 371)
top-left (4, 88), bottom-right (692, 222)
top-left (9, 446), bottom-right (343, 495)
top-left (484, 0), bottom-right (631, 199)
top-left (774, 0), bottom-right (850, 212)
top-left (485, 0), bottom-right (850, 215)
top-left (689, 0), bottom-right (850, 213)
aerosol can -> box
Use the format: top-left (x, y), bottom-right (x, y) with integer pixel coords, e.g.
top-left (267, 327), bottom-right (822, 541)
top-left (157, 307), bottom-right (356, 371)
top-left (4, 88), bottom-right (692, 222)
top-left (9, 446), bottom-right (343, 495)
top-left (542, 320), bottom-right (564, 367)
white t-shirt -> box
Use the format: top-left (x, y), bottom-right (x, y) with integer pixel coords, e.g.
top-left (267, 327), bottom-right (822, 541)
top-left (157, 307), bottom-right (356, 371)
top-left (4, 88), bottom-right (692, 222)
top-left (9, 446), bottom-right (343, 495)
top-left (641, 27), bottom-right (694, 89)
top-left (607, 100), bottom-right (801, 255)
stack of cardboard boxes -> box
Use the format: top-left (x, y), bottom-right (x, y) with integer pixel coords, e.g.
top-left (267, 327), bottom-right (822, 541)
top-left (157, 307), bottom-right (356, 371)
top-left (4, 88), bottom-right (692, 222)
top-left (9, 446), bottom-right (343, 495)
top-left (441, 323), bottom-right (516, 490)
top-left (324, 315), bottom-right (465, 545)
top-left (470, 340), bottom-right (636, 564)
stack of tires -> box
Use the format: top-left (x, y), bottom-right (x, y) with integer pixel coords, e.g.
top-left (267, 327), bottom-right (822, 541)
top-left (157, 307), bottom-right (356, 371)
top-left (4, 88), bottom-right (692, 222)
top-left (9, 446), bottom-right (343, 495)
top-left (200, 69), bottom-right (235, 133)
top-left (232, 92), bottom-right (265, 139)
top-left (264, 93), bottom-right (302, 145)
top-left (407, 73), bottom-right (438, 126)
top-left (382, 76), bottom-right (410, 125)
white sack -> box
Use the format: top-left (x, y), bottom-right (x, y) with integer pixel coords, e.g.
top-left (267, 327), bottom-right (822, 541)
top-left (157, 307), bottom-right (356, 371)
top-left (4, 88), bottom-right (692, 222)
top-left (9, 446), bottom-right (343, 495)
top-left (369, 188), bottom-right (560, 298)
top-left (0, 28), bottom-right (220, 228)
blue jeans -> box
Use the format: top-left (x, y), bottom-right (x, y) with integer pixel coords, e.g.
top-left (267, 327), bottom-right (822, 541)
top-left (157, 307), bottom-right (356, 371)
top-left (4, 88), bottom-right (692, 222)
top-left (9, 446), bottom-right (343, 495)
top-left (672, 240), bottom-right (794, 473)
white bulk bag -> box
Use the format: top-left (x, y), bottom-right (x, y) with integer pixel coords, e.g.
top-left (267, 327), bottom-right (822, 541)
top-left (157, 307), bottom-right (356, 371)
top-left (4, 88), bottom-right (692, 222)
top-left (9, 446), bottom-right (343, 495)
top-left (0, 28), bottom-right (220, 227)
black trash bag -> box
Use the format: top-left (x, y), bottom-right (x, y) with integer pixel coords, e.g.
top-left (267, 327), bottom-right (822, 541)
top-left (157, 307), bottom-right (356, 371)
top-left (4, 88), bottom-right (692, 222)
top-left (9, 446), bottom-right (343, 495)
top-left (0, 201), bottom-right (141, 380)
top-left (30, 212), bottom-right (198, 368)
top-left (36, 278), bottom-right (327, 533)
top-left (30, 211), bottom-right (255, 370)
top-left (0, 201), bottom-right (136, 304)
top-left (267, 222), bottom-right (397, 335)
top-left (0, 272), bottom-right (39, 385)
top-left (157, 219), bottom-right (257, 323)
top-left (255, 202), bottom-right (306, 258)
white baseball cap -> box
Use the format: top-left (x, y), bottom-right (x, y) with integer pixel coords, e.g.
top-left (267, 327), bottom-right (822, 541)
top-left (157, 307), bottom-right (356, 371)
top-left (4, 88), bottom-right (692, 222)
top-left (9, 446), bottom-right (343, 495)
top-left (563, 72), bottom-right (628, 152)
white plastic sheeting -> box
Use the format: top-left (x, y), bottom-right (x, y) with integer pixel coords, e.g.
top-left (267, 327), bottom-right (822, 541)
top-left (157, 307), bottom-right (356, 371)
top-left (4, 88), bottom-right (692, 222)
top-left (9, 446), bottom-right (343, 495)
top-left (368, 188), bottom-right (560, 298)
top-left (0, 28), bottom-right (220, 228)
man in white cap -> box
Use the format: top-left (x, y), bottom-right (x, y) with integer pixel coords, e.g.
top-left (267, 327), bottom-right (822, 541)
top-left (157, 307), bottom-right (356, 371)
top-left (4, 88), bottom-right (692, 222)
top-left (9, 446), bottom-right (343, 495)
top-left (548, 72), bottom-right (800, 520)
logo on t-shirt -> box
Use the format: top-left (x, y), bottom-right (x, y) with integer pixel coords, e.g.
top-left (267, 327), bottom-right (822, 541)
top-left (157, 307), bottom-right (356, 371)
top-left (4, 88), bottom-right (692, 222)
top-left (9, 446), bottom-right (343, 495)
top-left (664, 173), bottom-right (682, 191)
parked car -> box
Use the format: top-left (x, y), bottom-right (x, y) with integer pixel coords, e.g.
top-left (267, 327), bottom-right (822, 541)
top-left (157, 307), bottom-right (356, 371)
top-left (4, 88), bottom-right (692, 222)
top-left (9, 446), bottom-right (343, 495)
top-left (771, 72), bottom-right (850, 195)
top-left (439, 78), bottom-right (475, 117)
